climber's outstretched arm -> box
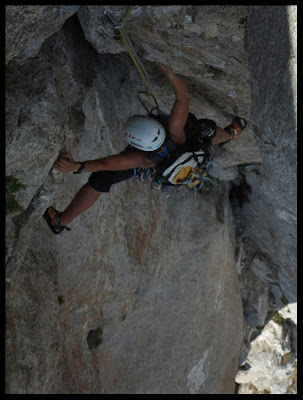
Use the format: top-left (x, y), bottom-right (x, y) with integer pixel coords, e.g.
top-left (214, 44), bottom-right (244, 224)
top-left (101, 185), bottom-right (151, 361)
top-left (157, 62), bottom-right (190, 145)
top-left (53, 150), bottom-right (154, 173)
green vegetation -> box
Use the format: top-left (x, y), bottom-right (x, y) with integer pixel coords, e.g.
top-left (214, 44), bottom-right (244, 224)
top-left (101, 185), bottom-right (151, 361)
top-left (265, 309), bottom-right (276, 325)
top-left (6, 176), bottom-right (26, 213)
top-left (237, 163), bottom-right (249, 174)
top-left (272, 312), bottom-right (283, 325)
top-left (255, 309), bottom-right (283, 331)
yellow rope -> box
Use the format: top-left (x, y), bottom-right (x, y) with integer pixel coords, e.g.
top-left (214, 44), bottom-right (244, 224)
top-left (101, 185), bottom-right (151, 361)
top-left (120, 5), bottom-right (134, 26)
top-left (115, 6), bottom-right (159, 114)
top-left (118, 27), bottom-right (150, 90)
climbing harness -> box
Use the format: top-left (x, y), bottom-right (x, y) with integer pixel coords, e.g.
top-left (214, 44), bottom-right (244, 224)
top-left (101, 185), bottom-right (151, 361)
top-left (104, 6), bottom-right (160, 116)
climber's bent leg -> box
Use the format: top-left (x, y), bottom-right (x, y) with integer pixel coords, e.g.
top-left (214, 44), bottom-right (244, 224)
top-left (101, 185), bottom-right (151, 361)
top-left (212, 117), bottom-right (247, 146)
top-left (211, 126), bottom-right (231, 145)
top-left (60, 182), bottom-right (101, 226)
top-left (60, 168), bottom-right (134, 226)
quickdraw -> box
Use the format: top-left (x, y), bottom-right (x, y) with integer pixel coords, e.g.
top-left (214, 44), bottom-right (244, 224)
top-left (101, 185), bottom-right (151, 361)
top-left (182, 169), bottom-right (214, 191)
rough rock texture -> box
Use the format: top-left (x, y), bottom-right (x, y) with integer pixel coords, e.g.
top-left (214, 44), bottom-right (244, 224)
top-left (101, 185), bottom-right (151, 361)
top-left (240, 6), bottom-right (297, 302)
top-left (77, 5), bottom-right (261, 168)
top-left (236, 304), bottom-right (297, 394)
top-left (232, 7), bottom-right (297, 393)
top-left (5, 5), bottom-right (80, 65)
top-left (5, 5), bottom-right (296, 394)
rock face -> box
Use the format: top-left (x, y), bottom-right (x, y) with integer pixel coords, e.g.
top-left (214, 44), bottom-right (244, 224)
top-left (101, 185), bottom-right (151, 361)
top-left (236, 303), bottom-right (297, 394)
top-left (5, 5), bottom-right (296, 394)
top-left (233, 7), bottom-right (297, 394)
top-left (5, 6), bottom-right (80, 64)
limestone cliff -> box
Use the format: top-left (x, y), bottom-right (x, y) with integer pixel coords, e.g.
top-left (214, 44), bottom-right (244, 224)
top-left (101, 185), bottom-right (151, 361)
top-left (5, 5), bottom-right (296, 394)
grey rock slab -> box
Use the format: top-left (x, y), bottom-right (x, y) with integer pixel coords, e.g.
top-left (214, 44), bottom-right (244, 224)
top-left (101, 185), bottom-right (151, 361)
top-left (6, 5), bottom-right (80, 64)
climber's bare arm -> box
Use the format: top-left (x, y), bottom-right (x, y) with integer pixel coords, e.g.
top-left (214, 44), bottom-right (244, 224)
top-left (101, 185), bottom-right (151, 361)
top-left (157, 62), bottom-right (190, 145)
top-left (53, 151), bottom-right (154, 173)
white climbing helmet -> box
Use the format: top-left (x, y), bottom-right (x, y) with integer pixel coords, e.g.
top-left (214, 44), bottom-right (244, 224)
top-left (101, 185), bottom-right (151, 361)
top-left (123, 116), bottom-right (166, 151)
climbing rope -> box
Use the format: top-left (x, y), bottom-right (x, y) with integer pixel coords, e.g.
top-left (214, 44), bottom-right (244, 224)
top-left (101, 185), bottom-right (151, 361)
top-left (104, 6), bottom-right (159, 115)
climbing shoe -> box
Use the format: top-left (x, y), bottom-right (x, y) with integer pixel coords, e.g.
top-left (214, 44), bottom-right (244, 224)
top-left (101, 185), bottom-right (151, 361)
top-left (43, 206), bottom-right (71, 235)
top-left (220, 116), bottom-right (247, 146)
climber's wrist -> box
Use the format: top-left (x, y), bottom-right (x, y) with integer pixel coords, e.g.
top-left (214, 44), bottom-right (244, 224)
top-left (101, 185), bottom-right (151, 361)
top-left (73, 161), bottom-right (85, 174)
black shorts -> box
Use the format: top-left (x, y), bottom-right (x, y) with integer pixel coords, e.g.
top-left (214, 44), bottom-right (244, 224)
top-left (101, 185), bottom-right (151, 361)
top-left (88, 146), bottom-right (135, 193)
top-left (88, 168), bottom-right (134, 193)
top-left (198, 118), bottom-right (217, 140)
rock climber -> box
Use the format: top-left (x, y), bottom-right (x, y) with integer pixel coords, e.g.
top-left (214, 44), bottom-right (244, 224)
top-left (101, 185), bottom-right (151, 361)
top-left (44, 62), bottom-right (246, 234)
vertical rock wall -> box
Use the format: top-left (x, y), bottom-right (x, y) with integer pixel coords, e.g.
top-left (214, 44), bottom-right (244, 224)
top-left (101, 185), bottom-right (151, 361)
top-left (234, 6), bottom-right (297, 394)
top-left (5, 5), bottom-right (296, 394)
